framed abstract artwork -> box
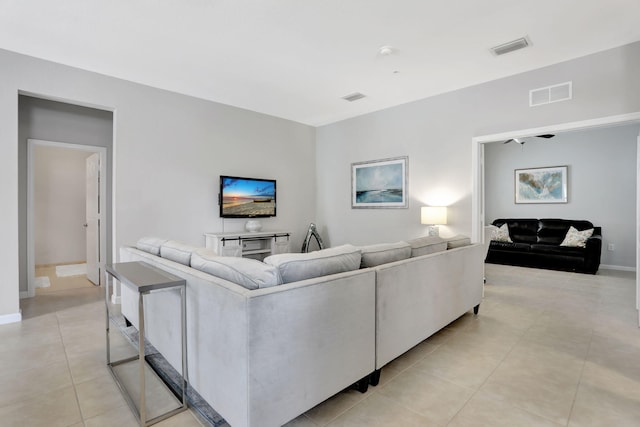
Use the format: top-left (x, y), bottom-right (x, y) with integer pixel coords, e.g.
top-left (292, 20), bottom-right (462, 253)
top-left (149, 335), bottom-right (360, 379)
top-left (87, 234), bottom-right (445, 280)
top-left (515, 165), bottom-right (568, 204)
top-left (351, 156), bottom-right (408, 208)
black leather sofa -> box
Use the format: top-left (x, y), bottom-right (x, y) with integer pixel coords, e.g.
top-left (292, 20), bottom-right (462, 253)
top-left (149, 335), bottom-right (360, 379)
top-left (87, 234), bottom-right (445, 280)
top-left (485, 218), bottom-right (602, 274)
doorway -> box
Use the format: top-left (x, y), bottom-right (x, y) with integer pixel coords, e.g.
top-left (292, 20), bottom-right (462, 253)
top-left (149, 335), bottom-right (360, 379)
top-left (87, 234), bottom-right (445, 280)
top-left (472, 111), bottom-right (640, 326)
top-left (26, 140), bottom-right (107, 298)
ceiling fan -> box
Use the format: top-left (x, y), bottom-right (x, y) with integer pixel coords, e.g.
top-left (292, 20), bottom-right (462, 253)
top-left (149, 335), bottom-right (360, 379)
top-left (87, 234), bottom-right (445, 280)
top-left (503, 134), bottom-right (555, 145)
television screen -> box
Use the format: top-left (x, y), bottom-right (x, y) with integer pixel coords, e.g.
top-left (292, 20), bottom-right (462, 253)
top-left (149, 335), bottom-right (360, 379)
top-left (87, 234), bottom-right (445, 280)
top-left (220, 175), bottom-right (276, 218)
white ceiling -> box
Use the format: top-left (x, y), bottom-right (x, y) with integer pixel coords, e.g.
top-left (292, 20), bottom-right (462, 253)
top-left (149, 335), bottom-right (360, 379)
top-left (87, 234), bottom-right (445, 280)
top-left (2, 0), bottom-right (640, 126)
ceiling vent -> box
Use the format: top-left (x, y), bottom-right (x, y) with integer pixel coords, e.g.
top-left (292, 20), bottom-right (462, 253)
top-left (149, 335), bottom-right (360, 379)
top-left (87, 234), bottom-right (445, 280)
top-left (342, 92), bottom-right (366, 102)
top-left (530, 81), bottom-right (573, 107)
top-left (490, 37), bottom-right (530, 56)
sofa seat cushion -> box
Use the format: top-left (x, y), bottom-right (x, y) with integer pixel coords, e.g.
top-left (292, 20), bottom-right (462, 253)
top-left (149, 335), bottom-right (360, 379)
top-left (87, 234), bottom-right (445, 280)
top-left (406, 236), bottom-right (447, 257)
top-left (191, 249), bottom-right (281, 289)
top-left (530, 244), bottom-right (585, 257)
top-left (136, 237), bottom-right (168, 256)
top-left (489, 241), bottom-right (531, 253)
top-left (264, 245), bottom-right (361, 284)
top-left (160, 240), bottom-right (198, 266)
top-left (359, 241), bottom-right (411, 267)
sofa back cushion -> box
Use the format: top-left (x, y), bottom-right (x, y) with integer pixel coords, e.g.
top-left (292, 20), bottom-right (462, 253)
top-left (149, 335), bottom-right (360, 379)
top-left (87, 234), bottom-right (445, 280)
top-left (160, 240), bottom-right (198, 266)
top-left (538, 219), bottom-right (595, 245)
top-left (359, 241), bottom-right (411, 267)
top-left (264, 244), bottom-right (361, 284)
top-left (191, 249), bottom-right (282, 289)
top-left (446, 235), bottom-right (472, 249)
top-left (492, 219), bottom-right (538, 243)
top-left (136, 237), bottom-right (168, 256)
top-left (406, 236), bottom-right (447, 257)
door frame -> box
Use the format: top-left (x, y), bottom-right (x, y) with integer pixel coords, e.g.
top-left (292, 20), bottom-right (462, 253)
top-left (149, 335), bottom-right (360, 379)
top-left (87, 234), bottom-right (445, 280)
top-left (25, 139), bottom-right (107, 298)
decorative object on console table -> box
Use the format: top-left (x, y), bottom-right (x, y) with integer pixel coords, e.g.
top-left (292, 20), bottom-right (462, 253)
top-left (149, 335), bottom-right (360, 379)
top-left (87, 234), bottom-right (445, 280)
top-left (245, 220), bottom-right (262, 232)
top-left (204, 230), bottom-right (291, 261)
top-left (351, 156), bottom-right (408, 209)
top-left (515, 165), bottom-right (568, 204)
top-left (421, 206), bottom-right (447, 237)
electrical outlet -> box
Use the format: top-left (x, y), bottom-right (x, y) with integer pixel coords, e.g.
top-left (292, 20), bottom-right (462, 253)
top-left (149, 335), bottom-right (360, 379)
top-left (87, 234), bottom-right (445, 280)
top-left (607, 243), bottom-right (615, 251)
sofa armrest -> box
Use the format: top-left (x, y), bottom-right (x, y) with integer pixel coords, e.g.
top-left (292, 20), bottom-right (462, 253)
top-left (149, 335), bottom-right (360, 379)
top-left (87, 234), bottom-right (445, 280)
top-left (584, 234), bottom-right (602, 274)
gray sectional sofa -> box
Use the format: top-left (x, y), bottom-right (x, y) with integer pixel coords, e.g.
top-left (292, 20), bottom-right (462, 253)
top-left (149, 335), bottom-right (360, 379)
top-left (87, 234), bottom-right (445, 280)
top-left (119, 235), bottom-right (484, 427)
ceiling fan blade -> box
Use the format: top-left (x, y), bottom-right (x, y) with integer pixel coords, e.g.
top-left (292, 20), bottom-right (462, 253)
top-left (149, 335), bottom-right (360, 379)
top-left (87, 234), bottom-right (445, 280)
top-left (536, 134), bottom-right (555, 139)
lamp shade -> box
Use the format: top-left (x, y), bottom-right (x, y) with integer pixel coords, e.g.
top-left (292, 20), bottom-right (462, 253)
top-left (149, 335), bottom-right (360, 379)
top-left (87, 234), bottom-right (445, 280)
top-left (421, 206), bottom-right (447, 225)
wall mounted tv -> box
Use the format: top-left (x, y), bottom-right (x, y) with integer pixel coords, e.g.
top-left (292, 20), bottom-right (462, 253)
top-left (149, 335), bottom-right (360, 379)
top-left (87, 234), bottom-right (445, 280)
top-left (219, 175), bottom-right (277, 218)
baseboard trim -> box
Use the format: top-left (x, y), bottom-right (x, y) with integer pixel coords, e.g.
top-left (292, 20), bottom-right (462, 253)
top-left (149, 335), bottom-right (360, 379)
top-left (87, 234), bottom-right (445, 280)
top-left (600, 264), bottom-right (636, 272)
top-left (19, 290), bottom-right (34, 299)
top-left (0, 311), bottom-right (22, 325)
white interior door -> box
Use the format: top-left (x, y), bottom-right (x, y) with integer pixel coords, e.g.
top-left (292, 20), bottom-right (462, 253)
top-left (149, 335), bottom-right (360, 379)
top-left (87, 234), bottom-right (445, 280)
top-left (86, 153), bottom-right (100, 285)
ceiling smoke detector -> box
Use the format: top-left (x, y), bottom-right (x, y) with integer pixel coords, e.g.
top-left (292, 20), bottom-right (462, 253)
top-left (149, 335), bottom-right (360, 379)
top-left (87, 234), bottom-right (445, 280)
top-left (342, 92), bottom-right (366, 102)
top-left (491, 37), bottom-right (531, 56)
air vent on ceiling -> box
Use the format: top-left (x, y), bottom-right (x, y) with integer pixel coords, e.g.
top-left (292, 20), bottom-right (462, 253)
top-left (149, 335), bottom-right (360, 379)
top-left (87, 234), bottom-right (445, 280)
top-left (491, 37), bottom-right (530, 56)
top-left (342, 92), bottom-right (366, 102)
top-left (529, 81), bottom-right (573, 107)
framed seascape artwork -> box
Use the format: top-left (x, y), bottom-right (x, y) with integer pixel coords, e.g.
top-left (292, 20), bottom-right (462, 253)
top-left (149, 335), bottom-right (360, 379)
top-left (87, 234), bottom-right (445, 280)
top-left (515, 165), bottom-right (568, 204)
top-left (351, 156), bottom-right (408, 208)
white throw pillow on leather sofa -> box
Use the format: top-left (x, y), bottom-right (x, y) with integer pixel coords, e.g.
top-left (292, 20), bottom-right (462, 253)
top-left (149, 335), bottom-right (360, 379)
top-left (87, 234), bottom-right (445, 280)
top-left (264, 244), bottom-right (361, 283)
top-left (191, 249), bottom-right (282, 290)
top-left (560, 226), bottom-right (594, 248)
top-left (359, 241), bottom-right (411, 267)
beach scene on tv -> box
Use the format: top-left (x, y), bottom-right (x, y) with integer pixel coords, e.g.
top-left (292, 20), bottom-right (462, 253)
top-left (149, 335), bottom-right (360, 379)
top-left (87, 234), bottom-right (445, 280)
top-left (221, 177), bottom-right (276, 217)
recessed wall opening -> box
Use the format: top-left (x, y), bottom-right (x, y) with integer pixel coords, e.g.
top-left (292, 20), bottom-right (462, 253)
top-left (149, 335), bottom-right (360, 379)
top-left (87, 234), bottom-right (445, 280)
top-left (18, 95), bottom-right (114, 313)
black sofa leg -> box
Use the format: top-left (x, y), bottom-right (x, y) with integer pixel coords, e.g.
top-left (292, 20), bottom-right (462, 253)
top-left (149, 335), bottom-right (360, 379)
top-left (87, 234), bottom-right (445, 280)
top-left (369, 369), bottom-right (381, 386)
top-left (355, 375), bottom-right (369, 393)
top-left (473, 304), bottom-right (480, 315)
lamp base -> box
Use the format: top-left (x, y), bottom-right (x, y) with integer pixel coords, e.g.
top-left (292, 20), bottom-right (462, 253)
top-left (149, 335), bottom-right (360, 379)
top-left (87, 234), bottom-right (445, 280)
top-left (427, 226), bottom-right (440, 237)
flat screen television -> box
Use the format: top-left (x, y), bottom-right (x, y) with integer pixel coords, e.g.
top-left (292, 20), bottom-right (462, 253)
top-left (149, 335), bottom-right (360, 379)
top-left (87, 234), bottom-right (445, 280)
top-left (219, 175), bottom-right (277, 218)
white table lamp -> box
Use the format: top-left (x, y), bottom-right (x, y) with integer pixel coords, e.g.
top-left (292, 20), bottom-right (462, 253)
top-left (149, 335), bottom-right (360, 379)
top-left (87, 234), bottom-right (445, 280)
top-left (421, 206), bottom-right (447, 236)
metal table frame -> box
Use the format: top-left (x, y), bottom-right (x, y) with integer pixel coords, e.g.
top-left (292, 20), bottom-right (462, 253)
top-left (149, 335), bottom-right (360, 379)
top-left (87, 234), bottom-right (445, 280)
top-left (105, 261), bottom-right (188, 426)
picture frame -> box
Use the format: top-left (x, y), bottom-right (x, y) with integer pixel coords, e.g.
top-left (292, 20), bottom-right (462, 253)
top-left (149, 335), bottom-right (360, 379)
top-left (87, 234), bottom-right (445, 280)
top-left (351, 156), bottom-right (408, 208)
top-left (515, 165), bottom-right (568, 204)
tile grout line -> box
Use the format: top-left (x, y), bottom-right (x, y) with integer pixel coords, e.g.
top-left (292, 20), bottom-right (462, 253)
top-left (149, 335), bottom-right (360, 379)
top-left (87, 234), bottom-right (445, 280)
top-left (56, 310), bottom-right (87, 425)
top-left (443, 306), bottom-right (542, 426)
top-left (564, 307), bottom-right (598, 426)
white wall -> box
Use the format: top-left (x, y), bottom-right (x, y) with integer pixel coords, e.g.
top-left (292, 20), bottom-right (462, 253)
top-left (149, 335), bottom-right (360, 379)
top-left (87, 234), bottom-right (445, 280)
top-left (33, 145), bottom-right (91, 265)
top-left (0, 48), bottom-right (315, 319)
top-left (485, 124), bottom-right (639, 268)
top-left (316, 42), bottom-right (640, 247)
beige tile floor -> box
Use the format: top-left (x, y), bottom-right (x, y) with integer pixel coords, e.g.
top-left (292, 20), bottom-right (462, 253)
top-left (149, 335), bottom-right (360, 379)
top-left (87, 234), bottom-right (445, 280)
top-left (2, 264), bottom-right (638, 426)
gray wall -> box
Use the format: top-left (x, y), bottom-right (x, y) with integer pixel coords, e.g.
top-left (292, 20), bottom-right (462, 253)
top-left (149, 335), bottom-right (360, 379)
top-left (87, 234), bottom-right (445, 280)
top-left (19, 96), bottom-right (114, 293)
top-left (1, 48), bottom-right (315, 318)
top-left (34, 146), bottom-right (92, 266)
top-left (485, 124), bottom-right (639, 268)
top-left (315, 42), bottom-right (640, 248)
